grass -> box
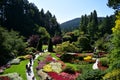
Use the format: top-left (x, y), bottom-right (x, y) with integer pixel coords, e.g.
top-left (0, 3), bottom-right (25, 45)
top-left (49, 52), bottom-right (60, 60)
top-left (43, 45), bottom-right (55, 50)
top-left (2, 60), bottom-right (28, 80)
top-left (43, 45), bottom-right (48, 50)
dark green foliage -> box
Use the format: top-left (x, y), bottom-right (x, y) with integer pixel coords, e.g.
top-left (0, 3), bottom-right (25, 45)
top-left (98, 15), bottom-right (115, 37)
top-left (60, 18), bottom-right (80, 32)
top-left (108, 24), bottom-right (120, 70)
top-left (0, 0), bottom-right (61, 37)
top-left (100, 57), bottom-right (109, 67)
top-left (94, 34), bottom-right (112, 51)
top-left (80, 14), bottom-right (88, 34)
top-left (48, 38), bottom-right (53, 52)
top-left (75, 36), bottom-right (91, 52)
top-left (77, 69), bottom-right (105, 80)
top-left (107, 0), bottom-right (120, 10)
top-left (60, 54), bottom-right (75, 62)
top-left (78, 10), bottom-right (115, 48)
top-left (63, 32), bottom-right (78, 43)
top-left (37, 39), bottom-right (42, 52)
top-left (55, 41), bottom-right (79, 53)
top-left (37, 27), bottom-right (50, 41)
top-left (0, 27), bottom-right (26, 65)
top-left (63, 65), bottom-right (76, 74)
top-left (37, 27), bottom-right (50, 49)
top-left (63, 35), bottom-right (72, 42)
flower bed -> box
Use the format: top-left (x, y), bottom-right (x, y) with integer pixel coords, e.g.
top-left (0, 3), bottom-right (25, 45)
top-left (10, 58), bottom-right (21, 65)
top-left (1, 72), bottom-right (22, 80)
top-left (48, 72), bottom-right (67, 80)
top-left (0, 76), bottom-right (11, 80)
top-left (60, 72), bottom-right (80, 80)
top-left (36, 61), bottom-right (46, 70)
top-left (0, 69), bottom-right (4, 74)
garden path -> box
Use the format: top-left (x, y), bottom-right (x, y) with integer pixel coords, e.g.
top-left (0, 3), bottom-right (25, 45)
top-left (26, 53), bottom-right (42, 80)
top-left (92, 58), bottom-right (99, 69)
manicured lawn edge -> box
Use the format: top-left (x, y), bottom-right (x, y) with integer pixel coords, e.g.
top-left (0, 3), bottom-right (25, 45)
top-left (2, 60), bottom-right (29, 80)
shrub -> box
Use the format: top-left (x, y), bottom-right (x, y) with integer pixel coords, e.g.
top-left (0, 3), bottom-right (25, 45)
top-left (55, 41), bottom-right (79, 53)
top-left (103, 69), bottom-right (120, 80)
top-left (63, 65), bottom-right (76, 74)
top-left (109, 60), bottom-right (120, 71)
top-left (27, 35), bottom-right (39, 48)
top-left (77, 69), bottom-right (105, 80)
top-left (60, 54), bottom-right (75, 62)
top-left (100, 57), bottom-right (109, 67)
top-left (24, 47), bottom-right (36, 54)
top-left (75, 36), bottom-right (91, 52)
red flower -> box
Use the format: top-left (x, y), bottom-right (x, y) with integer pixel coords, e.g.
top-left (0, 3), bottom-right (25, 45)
top-left (0, 76), bottom-right (11, 80)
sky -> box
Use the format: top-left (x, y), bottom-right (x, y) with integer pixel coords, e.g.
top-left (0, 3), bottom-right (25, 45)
top-left (28, 0), bottom-right (114, 24)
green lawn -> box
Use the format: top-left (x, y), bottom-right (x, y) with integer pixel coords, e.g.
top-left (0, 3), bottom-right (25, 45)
top-left (3, 60), bottom-right (28, 80)
top-left (50, 52), bottom-right (60, 60)
top-left (43, 45), bottom-right (55, 50)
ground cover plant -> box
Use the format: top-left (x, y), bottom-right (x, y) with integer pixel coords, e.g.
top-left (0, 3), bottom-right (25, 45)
top-left (2, 60), bottom-right (28, 80)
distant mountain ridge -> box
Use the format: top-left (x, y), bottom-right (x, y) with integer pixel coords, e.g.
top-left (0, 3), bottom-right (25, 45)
top-left (60, 17), bottom-right (105, 32)
top-left (60, 18), bottom-right (81, 32)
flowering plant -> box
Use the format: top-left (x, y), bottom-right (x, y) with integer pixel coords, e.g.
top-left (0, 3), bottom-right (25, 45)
top-left (49, 62), bottom-right (62, 73)
top-left (43, 64), bottom-right (52, 72)
top-left (84, 56), bottom-right (92, 60)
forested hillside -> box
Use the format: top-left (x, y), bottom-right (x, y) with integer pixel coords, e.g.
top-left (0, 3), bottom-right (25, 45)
top-left (60, 18), bottom-right (80, 32)
top-left (0, 0), bottom-right (61, 37)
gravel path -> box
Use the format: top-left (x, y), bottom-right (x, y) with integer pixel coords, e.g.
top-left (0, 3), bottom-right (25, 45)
top-left (26, 53), bottom-right (41, 80)
top-left (93, 59), bottom-right (99, 69)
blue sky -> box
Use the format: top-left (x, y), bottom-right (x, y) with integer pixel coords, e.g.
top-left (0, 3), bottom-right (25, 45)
top-left (28, 0), bottom-right (114, 23)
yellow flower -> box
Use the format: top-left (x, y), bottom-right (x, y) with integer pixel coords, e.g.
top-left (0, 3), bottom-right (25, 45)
top-left (43, 64), bottom-right (52, 72)
top-left (84, 56), bottom-right (92, 60)
top-left (112, 12), bottom-right (120, 33)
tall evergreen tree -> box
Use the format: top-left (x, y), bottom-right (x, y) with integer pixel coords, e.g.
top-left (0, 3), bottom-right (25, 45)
top-left (48, 38), bottom-right (53, 52)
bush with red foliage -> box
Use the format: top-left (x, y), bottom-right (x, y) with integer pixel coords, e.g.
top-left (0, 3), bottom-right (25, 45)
top-left (0, 76), bottom-right (11, 80)
top-left (28, 35), bottom-right (39, 48)
top-left (52, 36), bottom-right (62, 46)
top-left (45, 55), bottom-right (55, 63)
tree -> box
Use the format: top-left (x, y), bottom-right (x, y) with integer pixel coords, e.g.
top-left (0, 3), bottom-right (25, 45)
top-left (109, 12), bottom-right (120, 69)
top-left (0, 0), bottom-right (61, 37)
top-left (37, 27), bottom-right (50, 51)
top-left (80, 14), bottom-right (88, 34)
top-left (107, 0), bottom-right (120, 10)
top-left (0, 27), bottom-right (26, 65)
top-left (98, 15), bottom-right (115, 37)
top-left (48, 38), bottom-right (53, 52)
top-left (27, 35), bottom-right (39, 48)
top-left (52, 36), bottom-right (62, 46)
top-left (76, 36), bottom-right (91, 52)
top-left (107, 0), bottom-right (120, 71)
